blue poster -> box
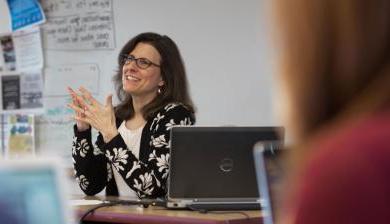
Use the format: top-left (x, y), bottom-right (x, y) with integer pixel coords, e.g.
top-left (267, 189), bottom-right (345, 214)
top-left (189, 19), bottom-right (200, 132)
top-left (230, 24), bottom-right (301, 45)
top-left (7, 0), bottom-right (45, 31)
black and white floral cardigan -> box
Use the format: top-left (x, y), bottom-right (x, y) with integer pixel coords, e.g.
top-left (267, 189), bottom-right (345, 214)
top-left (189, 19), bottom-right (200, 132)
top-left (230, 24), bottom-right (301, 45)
top-left (72, 103), bottom-right (195, 198)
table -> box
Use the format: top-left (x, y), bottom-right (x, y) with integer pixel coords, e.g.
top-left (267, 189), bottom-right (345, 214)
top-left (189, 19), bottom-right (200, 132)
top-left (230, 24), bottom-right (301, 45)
top-left (73, 196), bottom-right (263, 224)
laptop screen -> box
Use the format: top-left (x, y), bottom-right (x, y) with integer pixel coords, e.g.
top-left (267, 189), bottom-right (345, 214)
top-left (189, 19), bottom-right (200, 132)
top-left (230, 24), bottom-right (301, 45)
top-left (0, 160), bottom-right (69, 224)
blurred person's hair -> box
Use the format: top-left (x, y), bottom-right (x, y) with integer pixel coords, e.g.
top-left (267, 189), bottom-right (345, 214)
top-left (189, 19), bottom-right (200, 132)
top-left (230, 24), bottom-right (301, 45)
top-left (274, 0), bottom-right (390, 143)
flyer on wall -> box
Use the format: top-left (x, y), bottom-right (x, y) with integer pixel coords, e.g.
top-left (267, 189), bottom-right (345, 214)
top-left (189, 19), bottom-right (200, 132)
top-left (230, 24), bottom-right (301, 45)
top-left (2, 114), bottom-right (35, 158)
top-left (0, 26), bottom-right (44, 72)
top-left (6, 0), bottom-right (46, 32)
top-left (0, 70), bottom-right (44, 114)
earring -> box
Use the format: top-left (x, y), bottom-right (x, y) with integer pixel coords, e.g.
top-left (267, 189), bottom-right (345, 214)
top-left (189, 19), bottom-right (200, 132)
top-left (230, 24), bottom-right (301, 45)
top-left (157, 87), bottom-right (162, 94)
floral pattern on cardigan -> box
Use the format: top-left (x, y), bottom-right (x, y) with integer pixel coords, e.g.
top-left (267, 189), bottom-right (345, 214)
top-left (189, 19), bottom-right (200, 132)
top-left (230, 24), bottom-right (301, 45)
top-left (72, 103), bottom-right (195, 198)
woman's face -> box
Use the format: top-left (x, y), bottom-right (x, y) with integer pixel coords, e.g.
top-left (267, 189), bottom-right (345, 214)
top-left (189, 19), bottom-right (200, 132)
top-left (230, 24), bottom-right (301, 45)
top-left (122, 42), bottom-right (164, 98)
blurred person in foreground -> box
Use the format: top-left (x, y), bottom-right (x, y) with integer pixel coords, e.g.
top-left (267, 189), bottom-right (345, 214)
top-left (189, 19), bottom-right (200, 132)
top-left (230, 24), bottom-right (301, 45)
top-left (273, 0), bottom-right (390, 223)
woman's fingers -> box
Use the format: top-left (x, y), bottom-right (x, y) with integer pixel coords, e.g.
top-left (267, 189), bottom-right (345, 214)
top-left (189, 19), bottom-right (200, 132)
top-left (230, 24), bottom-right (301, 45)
top-left (68, 86), bottom-right (110, 132)
top-left (68, 86), bottom-right (96, 110)
top-left (74, 111), bottom-right (99, 130)
top-left (69, 102), bottom-right (97, 123)
top-left (73, 92), bottom-right (94, 112)
top-left (68, 87), bottom-right (94, 130)
top-left (68, 87), bottom-right (80, 105)
top-left (67, 86), bottom-right (76, 95)
top-left (67, 103), bottom-right (85, 114)
top-left (67, 87), bottom-right (80, 99)
top-left (68, 87), bottom-right (89, 112)
top-left (79, 87), bottom-right (100, 107)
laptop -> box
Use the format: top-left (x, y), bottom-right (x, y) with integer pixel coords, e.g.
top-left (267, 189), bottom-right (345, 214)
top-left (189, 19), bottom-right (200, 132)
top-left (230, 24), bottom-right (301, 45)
top-left (0, 158), bottom-right (74, 224)
top-left (253, 141), bottom-right (287, 224)
top-left (166, 126), bottom-right (284, 211)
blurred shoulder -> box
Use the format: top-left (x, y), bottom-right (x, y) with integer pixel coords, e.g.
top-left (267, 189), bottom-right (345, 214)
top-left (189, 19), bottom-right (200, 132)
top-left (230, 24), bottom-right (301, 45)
top-left (308, 109), bottom-right (390, 166)
top-left (292, 110), bottom-right (390, 224)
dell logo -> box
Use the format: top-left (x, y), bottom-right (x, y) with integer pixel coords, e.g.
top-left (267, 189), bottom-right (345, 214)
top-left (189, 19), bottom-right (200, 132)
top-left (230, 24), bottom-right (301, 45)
top-left (219, 158), bottom-right (234, 172)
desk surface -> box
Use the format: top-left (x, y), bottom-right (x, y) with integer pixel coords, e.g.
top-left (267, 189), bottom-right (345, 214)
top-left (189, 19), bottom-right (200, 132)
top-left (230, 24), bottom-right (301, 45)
top-left (73, 196), bottom-right (263, 224)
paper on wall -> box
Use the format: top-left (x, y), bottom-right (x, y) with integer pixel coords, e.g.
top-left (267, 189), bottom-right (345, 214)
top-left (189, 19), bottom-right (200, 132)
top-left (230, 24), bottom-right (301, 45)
top-left (6, 0), bottom-right (46, 32)
top-left (0, 26), bottom-right (43, 72)
top-left (44, 63), bottom-right (100, 97)
top-left (41, 0), bottom-right (115, 50)
top-left (2, 114), bottom-right (35, 158)
top-left (0, 70), bottom-right (44, 114)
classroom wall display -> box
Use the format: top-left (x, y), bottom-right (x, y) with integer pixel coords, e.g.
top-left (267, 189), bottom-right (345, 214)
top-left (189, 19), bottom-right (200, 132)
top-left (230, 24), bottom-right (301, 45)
top-left (6, 0), bottom-right (46, 31)
top-left (41, 0), bottom-right (115, 50)
top-left (2, 114), bottom-right (35, 158)
top-left (34, 0), bottom-right (277, 159)
top-left (0, 71), bottom-right (43, 114)
top-left (0, 26), bottom-right (43, 72)
top-left (0, 35), bottom-right (15, 71)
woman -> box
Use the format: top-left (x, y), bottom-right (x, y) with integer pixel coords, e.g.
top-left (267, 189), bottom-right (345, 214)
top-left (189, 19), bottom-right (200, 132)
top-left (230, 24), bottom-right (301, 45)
top-left (273, 0), bottom-right (390, 223)
top-left (68, 32), bottom-right (195, 199)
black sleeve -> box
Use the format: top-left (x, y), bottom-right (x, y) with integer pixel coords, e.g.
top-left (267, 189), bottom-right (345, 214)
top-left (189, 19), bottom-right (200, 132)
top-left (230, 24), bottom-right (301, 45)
top-left (72, 125), bottom-right (111, 196)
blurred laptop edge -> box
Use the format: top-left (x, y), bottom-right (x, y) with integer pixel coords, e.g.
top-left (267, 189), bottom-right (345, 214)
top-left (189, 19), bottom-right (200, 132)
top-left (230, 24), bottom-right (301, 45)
top-left (0, 157), bottom-right (74, 224)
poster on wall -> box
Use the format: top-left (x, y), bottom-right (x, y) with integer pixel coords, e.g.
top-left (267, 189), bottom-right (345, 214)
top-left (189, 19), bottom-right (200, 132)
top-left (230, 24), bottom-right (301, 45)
top-left (0, 35), bottom-right (16, 71)
top-left (2, 114), bottom-right (35, 158)
top-left (0, 71), bottom-right (44, 114)
top-left (6, 0), bottom-right (46, 32)
top-left (0, 26), bottom-right (44, 72)
top-left (41, 0), bottom-right (115, 50)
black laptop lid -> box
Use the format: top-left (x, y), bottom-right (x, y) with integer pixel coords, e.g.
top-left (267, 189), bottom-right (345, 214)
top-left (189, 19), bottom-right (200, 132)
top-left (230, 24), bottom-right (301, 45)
top-left (168, 126), bottom-right (284, 200)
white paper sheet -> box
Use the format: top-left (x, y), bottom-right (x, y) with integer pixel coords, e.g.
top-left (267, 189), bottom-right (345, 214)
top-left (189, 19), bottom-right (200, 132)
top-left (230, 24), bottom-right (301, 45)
top-left (12, 26), bottom-right (44, 71)
top-left (44, 63), bottom-right (100, 97)
top-left (41, 0), bottom-right (115, 50)
top-left (0, 26), bottom-right (43, 72)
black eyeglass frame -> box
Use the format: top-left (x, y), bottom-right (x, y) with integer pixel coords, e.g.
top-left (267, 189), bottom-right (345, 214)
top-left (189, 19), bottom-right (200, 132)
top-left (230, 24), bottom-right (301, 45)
top-left (121, 54), bottom-right (161, 69)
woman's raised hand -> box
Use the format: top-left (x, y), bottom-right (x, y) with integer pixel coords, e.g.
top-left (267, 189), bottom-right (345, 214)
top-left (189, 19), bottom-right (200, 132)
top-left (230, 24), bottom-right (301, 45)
top-left (67, 87), bottom-right (118, 142)
top-left (67, 87), bottom-right (90, 131)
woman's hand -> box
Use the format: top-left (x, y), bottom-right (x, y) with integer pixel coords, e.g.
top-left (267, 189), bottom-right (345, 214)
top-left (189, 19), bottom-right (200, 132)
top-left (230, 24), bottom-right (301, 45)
top-left (67, 87), bottom-right (90, 131)
top-left (67, 87), bottom-right (118, 142)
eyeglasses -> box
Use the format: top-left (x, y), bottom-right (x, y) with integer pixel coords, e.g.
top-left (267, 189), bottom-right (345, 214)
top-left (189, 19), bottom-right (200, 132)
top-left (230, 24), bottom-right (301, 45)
top-left (121, 54), bottom-right (161, 69)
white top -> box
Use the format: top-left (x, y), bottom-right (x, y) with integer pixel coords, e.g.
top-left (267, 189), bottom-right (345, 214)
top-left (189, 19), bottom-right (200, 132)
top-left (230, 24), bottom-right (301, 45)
top-left (113, 121), bottom-right (145, 198)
